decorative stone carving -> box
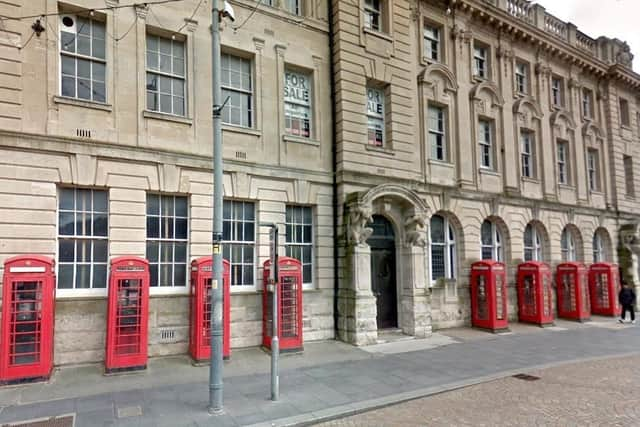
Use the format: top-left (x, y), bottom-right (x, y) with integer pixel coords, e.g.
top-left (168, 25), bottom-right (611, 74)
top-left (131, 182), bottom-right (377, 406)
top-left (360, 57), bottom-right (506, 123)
top-left (348, 204), bottom-right (373, 246)
top-left (616, 42), bottom-right (634, 68)
top-left (404, 212), bottom-right (427, 248)
top-left (620, 223), bottom-right (640, 285)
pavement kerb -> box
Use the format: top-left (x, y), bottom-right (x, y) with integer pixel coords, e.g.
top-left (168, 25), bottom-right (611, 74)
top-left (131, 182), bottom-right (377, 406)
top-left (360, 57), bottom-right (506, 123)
top-left (246, 350), bottom-right (640, 427)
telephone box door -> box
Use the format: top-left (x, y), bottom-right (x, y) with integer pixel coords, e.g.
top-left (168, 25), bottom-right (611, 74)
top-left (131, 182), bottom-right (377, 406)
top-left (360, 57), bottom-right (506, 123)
top-left (589, 263), bottom-right (620, 317)
top-left (556, 262), bottom-right (590, 322)
top-left (263, 257), bottom-right (303, 352)
top-left (189, 257), bottom-right (231, 363)
top-left (0, 256), bottom-right (55, 384)
top-left (517, 262), bottom-right (553, 326)
top-left (470, 261), bottom-right (508, 332)
top-left (105, 257), bottom-right (150, 373)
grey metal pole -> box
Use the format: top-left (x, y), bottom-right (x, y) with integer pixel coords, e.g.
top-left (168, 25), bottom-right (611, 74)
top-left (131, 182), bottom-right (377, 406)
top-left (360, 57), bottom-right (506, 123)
top-left (271, 225), bottom-right (279, 401)
top-left (209, 0), bottom-right (224, 415)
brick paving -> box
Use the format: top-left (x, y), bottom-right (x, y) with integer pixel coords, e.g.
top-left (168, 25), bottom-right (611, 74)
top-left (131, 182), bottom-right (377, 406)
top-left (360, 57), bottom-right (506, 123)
top-left (316, 355), bottom-right (640, 427)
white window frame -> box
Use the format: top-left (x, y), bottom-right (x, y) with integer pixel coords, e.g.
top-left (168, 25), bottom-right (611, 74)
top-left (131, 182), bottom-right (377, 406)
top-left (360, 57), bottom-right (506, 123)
top-left (552, 77), bottom-right (563, 107)
top-left (59, 15), bottom-right (106, 103)
top-left (423, 24), bottom-right (440, 62)
top-left (515, 62), bottom-right (527, 94)
top-left (561, 227), bottom-right (576, 262)
top-left (367, 86), bottom-right (385, 147)
top-left (557, 141), bottom-right (569, 185)
top-left (221, 53), bottom-right (253, 128)
top-left (478, 119), bottom-right (493, 169)
top-left (428, 105), bottom-right (446, 161)
top-left (146, 33), bottom-right (186, 116)
top-left (364, 0), bottom-right (382, 31)
top-left (284, 0), bottom-right (302, 15)
top-left (587, 149), bottom-right (599, 192)
top-left (473, 45), bottom-right (487, 79)
top-left (593, 232), bottom-right (604, 263)
top-left (524, 224), bottom-right (543, 262)
top-left (521, 131), bottom-right (534, 178)
top-left (480, 220), bottom-right (503, 262)
top-left (430, 215), bottom-right (456, 283)
top-left (284, 70), bottom-right (312, 138)
top-left (223, 200), bottom-right (256, 291)
top-left (285, 205), bottom-right (314, 289)
top-left (57, 188), bottom-right (109, 298)
top-left (145, 194), bottom-right (189, 294)
top-left (582, 89), bottom-right (593, 118)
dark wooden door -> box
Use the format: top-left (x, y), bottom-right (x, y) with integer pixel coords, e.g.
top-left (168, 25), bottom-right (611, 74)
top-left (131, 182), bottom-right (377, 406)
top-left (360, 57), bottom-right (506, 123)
top-left (369, 215), bottom-right (397, 329)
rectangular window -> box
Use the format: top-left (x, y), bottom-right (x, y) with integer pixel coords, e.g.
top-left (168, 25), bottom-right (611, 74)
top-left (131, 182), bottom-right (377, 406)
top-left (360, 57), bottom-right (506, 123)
top-left (60, 15), bottom-right (106, 103)
top-left (58, 188), bottom-right (108, 291)
top-left (515, 62), bottom-right (527, 94)
top-left (146, 194), bottom-right (188, 288)
top-left (367, 86), bottom-right (385, 147)
top-left (284, 70), bottom-right (312, 138)
top-left (285, 206), bottom-right (313, 287)
top-left (364, 0), bottom-right (382, 31)
top-left (284, 0), bottom-right (302, 15)
top-left (587, 149), bottom-right (599, 191)
top-left (624, 155), bottom-right (635, 197)
top-left (473, 45), bottom-right (487, 79)
top-left (521, 131), bottom-right (534, 178)
top-left (221, 53), bottom-right (252, 127)
top-left (222, 200), bottom-right (255, 288)
top-left (557, 141), bottom-right (569, 185)
top-left (423, 24), bottom-right (440, 62)
top-left (620, 98), bottom-right (630, 127)
top-left (428, 106), bottom-right (446, 161)
top-left (478, 120), bottom-right (493, 169)
top-left (582, 89), bottom-right (593, 118)
top-left (146, 34), bottom-right (186, 116)
top-left (551, 76), bottom-right (563, 107)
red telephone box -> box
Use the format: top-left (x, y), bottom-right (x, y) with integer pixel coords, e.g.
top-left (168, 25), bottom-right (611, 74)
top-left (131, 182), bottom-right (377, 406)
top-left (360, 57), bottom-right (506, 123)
top-left (588, 263), bottom-right (620, 317)
top-left (263, 257), bottom-right (303, 352)
top-left (516, 262), bottom-right (554, 326)
top-left (0, 256), bottom-right (55, 384)
top-left (105, 257), bottom-right (149, 373)
top-left (470, 260), bottom-right (508, 332)
top-left (556, 262), bottom-right (590, 321)
top-left (189, 257), bottom-right (231, 363)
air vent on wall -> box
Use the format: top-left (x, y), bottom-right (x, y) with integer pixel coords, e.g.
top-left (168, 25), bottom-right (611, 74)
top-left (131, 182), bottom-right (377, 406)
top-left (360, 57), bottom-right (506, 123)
top-left (159, 328), bottom-right (177, 343)
top-left (76, 129), bottom-right (92, 138)
top-left (235, 151), bottom-right (247, 160)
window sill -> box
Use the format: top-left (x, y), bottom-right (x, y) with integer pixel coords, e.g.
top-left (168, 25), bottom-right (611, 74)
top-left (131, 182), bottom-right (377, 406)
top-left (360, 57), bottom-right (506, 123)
top-left (365, 144), bottom-right (395, 156)
top-left (558, 183), bottom-right (575, 190)
top-left (150, 287), bottom-right (189, 297)
top-left (303, 287), bottom-right (322, 293)
top-left (428, 159), bottom-right (454, 168)
top-left (363, 27), bottom-right (393, 43)
top-left (283, 134), bottom-right (320, 146)
top-left (479, 167), bottom-right (499, 176)
top-left (223, 124), bottom-right (262, 137)
top-left (589, 190), bottom-right (604, 196)
top-left (230, 289), bottom-right (261, 296)
top-left (55, 290), bottom-right (108, 300)
top-left (422, 57), bottom-right (442, 66)
top-left (521, 176), bottom-right (540, 184)
top-left (143, 110), bottom-right (193, 125)
top-left (54, 95), bottom-right (113, 112)
top-left (472, 75), bottom-right (489, 84)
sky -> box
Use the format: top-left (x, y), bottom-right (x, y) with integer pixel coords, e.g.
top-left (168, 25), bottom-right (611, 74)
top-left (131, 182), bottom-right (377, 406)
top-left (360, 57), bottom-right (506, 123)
top-left (534, 0), bottom-right (640, 71)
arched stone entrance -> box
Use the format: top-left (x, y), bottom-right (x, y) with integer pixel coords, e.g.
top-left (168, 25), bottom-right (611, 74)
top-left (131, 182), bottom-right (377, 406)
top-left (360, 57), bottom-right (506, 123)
top-left (338, 184), bottom-right (433, 346)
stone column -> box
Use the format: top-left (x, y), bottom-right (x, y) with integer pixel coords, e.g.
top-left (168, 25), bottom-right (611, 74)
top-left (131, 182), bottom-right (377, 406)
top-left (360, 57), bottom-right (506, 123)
top-left (337, 201), bottom-right (378, 346)
top-left (620, 223), bottom-right (640, 306)
top-left (399, 211), bottom-right (432, 338)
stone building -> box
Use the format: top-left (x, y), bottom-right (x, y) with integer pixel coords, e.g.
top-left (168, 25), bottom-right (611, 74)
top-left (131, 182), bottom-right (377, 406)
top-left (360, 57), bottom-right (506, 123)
top-left (0, 0), bottom-right (334, 365)
top-left (332, 0), bottom-right (640, 344)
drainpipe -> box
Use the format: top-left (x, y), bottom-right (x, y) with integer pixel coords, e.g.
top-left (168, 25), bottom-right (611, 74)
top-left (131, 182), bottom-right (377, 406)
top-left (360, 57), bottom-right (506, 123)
top-left (328, 0), bottom-right (339, 337)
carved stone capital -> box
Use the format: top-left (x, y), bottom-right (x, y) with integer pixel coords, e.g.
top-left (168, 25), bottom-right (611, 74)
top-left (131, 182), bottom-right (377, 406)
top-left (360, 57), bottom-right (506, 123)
top-left (347, 202), bottom-right (374, 247)
top-left (404, 211), bottom-right (428, 248)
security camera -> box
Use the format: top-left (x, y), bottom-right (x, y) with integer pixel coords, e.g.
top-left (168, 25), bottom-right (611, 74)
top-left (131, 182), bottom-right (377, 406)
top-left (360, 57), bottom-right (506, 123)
top-left (222, 1), bottom-right (235, 22)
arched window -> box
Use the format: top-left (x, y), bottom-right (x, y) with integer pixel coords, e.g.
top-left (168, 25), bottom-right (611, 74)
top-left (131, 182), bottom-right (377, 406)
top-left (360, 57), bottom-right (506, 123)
top-left (561, 227), bottom-right (576, 262)
top-left (524, 224), bottom-right (543, 261)
top-left (430, 215), bottom-right (456, 282)
top-left (593, 231), bottom-right (605, 263)
top-left (481, 219), bottom-right (502, 261)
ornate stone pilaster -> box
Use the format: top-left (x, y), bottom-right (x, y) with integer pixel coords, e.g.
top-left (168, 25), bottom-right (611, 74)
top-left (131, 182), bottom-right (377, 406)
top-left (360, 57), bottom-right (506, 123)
top-left (620, 223), bottom-right (640, 287)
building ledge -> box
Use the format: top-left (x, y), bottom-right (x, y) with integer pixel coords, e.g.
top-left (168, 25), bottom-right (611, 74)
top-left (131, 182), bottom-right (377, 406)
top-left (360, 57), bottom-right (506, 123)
top-left (143, 110), bottom-right (193, 125)
top-left (54, 95), bottom-right (113, 112)
top-left (283, 134), bottom-right (320, 146)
